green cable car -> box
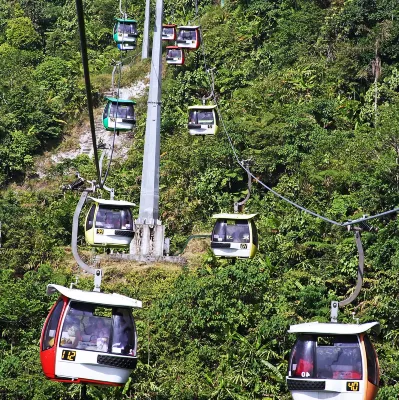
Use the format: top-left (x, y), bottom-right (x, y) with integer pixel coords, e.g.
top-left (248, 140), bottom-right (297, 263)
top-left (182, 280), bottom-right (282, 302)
top-left (113, 18), bottom-right (138, 51)
top-left (85, 197), bottom-right (135, 248)
top-left (103, 98), bottom-right (136, 132)
top-left (211, 213), bottom-right (258, 259)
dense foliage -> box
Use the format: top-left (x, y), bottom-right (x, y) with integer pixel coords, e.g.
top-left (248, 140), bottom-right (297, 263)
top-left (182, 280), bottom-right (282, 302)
top-left (1, 0), bottom-right (399, 398)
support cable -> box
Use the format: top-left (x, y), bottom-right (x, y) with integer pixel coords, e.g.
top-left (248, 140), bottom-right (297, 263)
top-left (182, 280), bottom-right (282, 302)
top-left (338, 229), bottom-right (364, 307)
top-left (75, 0), bottom-right (102, 186)
top-left (197, 26), bottom-right (399, 227)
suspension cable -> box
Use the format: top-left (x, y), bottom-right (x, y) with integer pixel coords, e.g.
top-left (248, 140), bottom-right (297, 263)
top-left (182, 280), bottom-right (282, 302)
top-left (197, 21), bottom-right (399, 227)
top-left (75, 0), bottom-right (102, 186)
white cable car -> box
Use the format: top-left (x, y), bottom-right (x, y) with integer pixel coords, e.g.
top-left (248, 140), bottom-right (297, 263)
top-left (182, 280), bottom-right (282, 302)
top-left (113, 18), bottom-right (138, 50)
top-left (166, 46), bottom-right (185, 65)
top-left (40, 284), bottom-right (142, 386)
top-left (103, 98), bottom-right (136, 132)
top-left (188, 105), bottom-right (219, 135)
top-left (287, 322), bottom-right (380, 400)
top-left (162, 24), bottom-right (177, 41)
top-left (85, 197), bottom-right (135, 248)
top-left (211, 213), bottom-right (258, 258)
top-left (176, 26), bottom-right (201, 50)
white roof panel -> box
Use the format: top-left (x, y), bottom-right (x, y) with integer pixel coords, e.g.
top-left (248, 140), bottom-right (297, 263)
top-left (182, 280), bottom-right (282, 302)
top-left (88, 197), bottom-right (135, 207)
top-left (47, 284), bottom-right (142, 308)
top-left (188, 105), bottom-right (217, 110)
top-left (288, 321), bottom-right (380, 335)
top-left (212, 213), bottom-right (258, 220)
top-left (178, 25), bottom-right (200, 29)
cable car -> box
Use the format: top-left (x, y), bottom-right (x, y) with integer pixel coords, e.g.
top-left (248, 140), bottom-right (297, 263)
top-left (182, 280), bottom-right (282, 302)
top-left (85, 197), bottom-right (135, 248)
top-left (188, 105), bottom-right (219, 135)
top-left (166, 46), bottom-right (185, 65)
top-left (162, 24), bottom-right (177, 41)
top-left (287, 322), bottom-right (380, 400)
top-left (211, 213), bottom-right (258, 258)
top-left (113, 18), bottom-right (138, 51)
top-left (40, 284), bottom-right (142, 386)
top-left (103, 98), bottom-right (136, 132)
top-left (176, 26), bottom-right (201, 50)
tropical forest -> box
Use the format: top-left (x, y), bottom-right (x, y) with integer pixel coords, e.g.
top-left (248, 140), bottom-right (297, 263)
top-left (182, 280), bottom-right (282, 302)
top-left (1, 0), bottom-right (399, 398)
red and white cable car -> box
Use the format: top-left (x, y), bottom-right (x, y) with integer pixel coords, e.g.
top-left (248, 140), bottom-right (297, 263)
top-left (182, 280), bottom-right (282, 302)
top-left (176, 26), bottom-right (201, 50)
top-left (287, 322), bottom-right (380, 400)
top-left (166, 46), bottom-right (185, 65)
top-left (40, 284), bottom-right (142, 386)
top-left (162, 24), bottom-right (177, 41)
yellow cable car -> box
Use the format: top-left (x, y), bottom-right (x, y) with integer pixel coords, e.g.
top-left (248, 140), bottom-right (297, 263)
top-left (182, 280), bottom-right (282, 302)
top-left (287, 322), bottom-right (380, 400)
top-left (188, 105), bottom-right (219, 135)
top-left (211, 213), bottom-right (258, 258)
top-left (85, 197), bottom-right (135, 248)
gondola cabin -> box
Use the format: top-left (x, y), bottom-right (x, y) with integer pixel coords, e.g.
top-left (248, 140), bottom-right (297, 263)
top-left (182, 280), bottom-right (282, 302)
top-left (85, 197), bottom-right (135, 248)
top-left (166, 46), bottom-right (185, 65)
top-left (162, 24), bottom-right (177, 41)
top-left (103, 98), bottom-right (136, 132)
top-left (188, 105), bottom-right (219, 135)
top-left (176, 26), bottom-right (201, 50)
top-left (287, 322), bottom-right (380, 400)
top-left (113, 18), bottom-right (138, 51)
top-left (211, 213), bottom-right (258, 259)
top-left (40, 284), bottom-right (142, 386)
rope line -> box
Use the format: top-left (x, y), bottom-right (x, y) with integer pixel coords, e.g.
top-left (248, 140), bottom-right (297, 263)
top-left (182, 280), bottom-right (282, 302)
top-left (76, 0), bottom-right (139, 190)
top-left (75, 0), bottom-right (102, 186)
top-left (197, 23), bottom-right (399, 228)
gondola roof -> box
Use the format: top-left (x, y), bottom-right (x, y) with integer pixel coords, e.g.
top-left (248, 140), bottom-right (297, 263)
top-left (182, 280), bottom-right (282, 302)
top-left (105, 97), bottom-right (136, 104)
top-left (212, 213), bottom-right (258, 220)
top-left (46, 284), bottom-right (142, 308)
top-left (188, 105), bottom-right (217, 110)
top-left (87, 197), bottom-right (136, 207)
top-left (115, 17), bottom-right (137, 23)
top-left (288, 321), bottom-right (380, 335)
top-left (178, 25), bottom-right (200, 29)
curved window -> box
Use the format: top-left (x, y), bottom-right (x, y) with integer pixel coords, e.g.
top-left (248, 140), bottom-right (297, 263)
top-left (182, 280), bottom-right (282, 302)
top-left (163, 27), bottom-right (174, 37)
top-left (198, 111), bottom-right (214, 125)
top-left (112, 308), bottom-right (136, 356)
top-left (188, 110), bottom-right (214, 125)
top-left (42, 299), bottom-right (64, 351)
top-left (289, 335), bottom-right (315, 378)
top-left (178, 29), bottom-right (196, 41)
top-left (212, 220), bottom-right (250, 243)
top-left (95, 206), bottom-right (133, 230)
top-left (212, 220), bottom-right (226, 242)
top-left (120, 209), bottom-right (133, 230)
top-left (118, 22), bottom-right (137, 35)
top-left (167, 49), bottom-right (181, 59)
top-left (251, 220), bottom-right (258, 246)
top-left (363, 334), bottom-right (379, 386)
top-left (86, 205), bottom-right (96, 230)
top-left (103, 103), bottom-right (110, 119)
top-left (59, 302), bottom-right (136, 356)
top-left (289, 335), bottom-right (362, 380)
top-left (109, 103), bottom-right (135, 119)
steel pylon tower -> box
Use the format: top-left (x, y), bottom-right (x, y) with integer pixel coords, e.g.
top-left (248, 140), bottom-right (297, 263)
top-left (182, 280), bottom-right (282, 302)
top-left (131, 0), bottom-right (166, 257)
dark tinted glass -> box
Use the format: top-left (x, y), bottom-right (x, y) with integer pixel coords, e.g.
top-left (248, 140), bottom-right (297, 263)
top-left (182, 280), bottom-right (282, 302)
top-left (363, 334), bottom-right (379, 385)
top-left (42, 299), bottom-right (64, 351)
top-left (289, 335), bottom-right (315, 378)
